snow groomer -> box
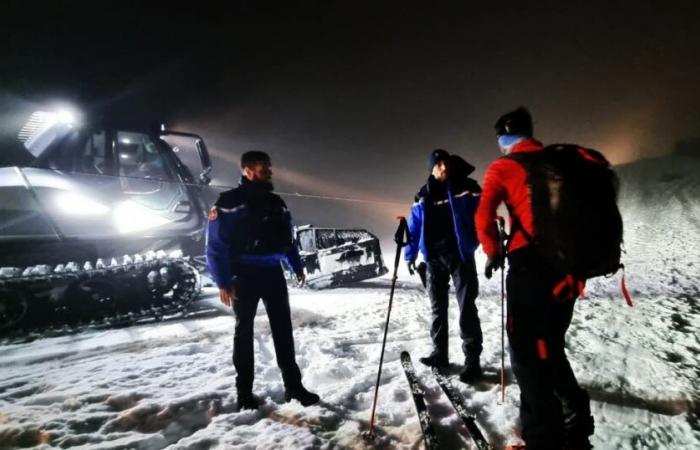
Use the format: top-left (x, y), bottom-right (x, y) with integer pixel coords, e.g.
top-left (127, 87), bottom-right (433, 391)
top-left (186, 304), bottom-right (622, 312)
top-left (206, 150), bottom-right (319, 410)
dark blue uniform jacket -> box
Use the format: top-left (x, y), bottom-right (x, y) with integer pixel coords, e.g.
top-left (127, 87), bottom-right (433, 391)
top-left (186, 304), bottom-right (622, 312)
top-left (405, 157), bottom-right (481, 263)
top-left (206, 178), bottom-right (303, 288)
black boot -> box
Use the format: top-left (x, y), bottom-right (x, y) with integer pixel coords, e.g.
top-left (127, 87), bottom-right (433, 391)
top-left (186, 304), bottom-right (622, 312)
top-left (285, 385), bottom-right (320, 406)
top-left (564, 436), bottom-right (593, 450)
top-left (563, 389), bottom-right (594, 449)
top-left (237, 391), bottom-right (262, 410)
top-left (459, 358), bottom-right (482, 383)
top-left (419, 352), bottom-right (449, 368)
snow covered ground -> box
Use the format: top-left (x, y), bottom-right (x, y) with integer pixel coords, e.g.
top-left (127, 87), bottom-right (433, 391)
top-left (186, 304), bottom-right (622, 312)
top-left (1, 152), bottom-right (698, 449)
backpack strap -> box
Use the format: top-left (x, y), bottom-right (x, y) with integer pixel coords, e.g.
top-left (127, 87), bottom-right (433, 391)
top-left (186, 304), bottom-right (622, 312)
top-left (507, 210), bottom-right (534, 245)
top-left (500, 154), bottom-right (536, 247)
top-left (552, 274), bottom-right (586, 302)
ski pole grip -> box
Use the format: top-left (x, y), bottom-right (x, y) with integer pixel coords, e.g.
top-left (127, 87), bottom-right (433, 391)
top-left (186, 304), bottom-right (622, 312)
top-left (496, 216), bottom-right (506, 236)
top-left (395, 216), bottom-right (409, 246)
top-left (496, 216), bottom-right (507, 269)
top-left (496, 216), bottom-right (507, 250)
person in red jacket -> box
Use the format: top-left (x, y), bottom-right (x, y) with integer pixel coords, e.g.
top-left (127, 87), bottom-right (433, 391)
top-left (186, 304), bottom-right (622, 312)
top-left (475, 107), bottom-right (594, 450)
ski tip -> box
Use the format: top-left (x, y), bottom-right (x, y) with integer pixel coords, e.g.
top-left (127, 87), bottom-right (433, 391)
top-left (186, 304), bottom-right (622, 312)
top-left (400, 350), bottom-right (410, 359)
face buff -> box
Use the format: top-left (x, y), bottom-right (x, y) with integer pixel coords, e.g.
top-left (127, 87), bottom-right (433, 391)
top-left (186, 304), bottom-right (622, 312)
top-left (498, 134), bottom-right (526, 155)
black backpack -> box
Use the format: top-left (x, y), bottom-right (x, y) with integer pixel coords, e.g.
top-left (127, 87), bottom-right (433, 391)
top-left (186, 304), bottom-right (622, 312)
top-left (505, 144), bottom-right (623, 280)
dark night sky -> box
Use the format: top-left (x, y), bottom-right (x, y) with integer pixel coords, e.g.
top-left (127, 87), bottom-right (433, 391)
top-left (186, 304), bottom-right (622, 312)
top-left (2, 1), bottom-right (700, 242)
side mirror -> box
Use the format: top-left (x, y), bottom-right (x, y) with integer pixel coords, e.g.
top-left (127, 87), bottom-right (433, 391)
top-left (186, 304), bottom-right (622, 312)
top-left (194, 138), bottom-right (213, 185)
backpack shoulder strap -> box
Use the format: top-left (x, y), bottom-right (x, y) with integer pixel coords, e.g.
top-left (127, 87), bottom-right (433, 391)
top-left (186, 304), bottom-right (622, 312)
top-left (506, 206), bottom-right (534, 246)
top-left (498, 155), bottom-right (536, 248)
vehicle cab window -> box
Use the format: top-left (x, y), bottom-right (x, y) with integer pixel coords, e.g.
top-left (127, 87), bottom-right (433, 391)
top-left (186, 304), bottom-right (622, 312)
top-left (116, 131), bottom-right (175, 181)
top-left (316, 229), bottom-right (339, 249)
top-left (33, 129), bottom-right (110, 176)
top-left (77, 130), bottom-right (108, 175)
top-left (297, 229), bottom-right (316, 252)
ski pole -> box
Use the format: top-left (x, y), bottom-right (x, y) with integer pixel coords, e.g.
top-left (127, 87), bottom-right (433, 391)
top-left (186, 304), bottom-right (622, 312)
top-left (366, 216), bottom-right (410, 439)
top-left (496, 216), bottom-right (507, 403)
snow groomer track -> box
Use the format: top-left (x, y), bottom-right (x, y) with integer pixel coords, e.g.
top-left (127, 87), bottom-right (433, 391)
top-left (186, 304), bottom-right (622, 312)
top-left (0, 251), bottom-right (200, 338)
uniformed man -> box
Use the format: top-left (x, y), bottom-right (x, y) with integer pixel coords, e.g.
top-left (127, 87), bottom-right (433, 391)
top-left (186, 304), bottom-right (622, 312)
top-left (405, 149), bottom-right (484, 382)
top-left (206, 150), bottom-right (320, 410)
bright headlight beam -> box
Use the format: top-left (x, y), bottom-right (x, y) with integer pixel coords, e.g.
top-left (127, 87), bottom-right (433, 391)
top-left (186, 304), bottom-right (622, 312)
top-left (114, 200), bottom-right (171, 233)
top-left (55, 192), bottom-right (110, 216)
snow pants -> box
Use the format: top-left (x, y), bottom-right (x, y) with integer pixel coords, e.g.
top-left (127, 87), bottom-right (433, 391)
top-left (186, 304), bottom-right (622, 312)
top-left (506, 247), bottom-right (594, 450)
top-left (426, 251), bottom-right (482, 362)
top-left (231, 266), bottom-right (303, 394)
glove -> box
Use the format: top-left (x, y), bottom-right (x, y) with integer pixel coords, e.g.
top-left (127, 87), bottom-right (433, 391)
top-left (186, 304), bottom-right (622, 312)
top-left (295, 271), bottom-right (306, 287)
top-left (484, 253), bottom-right (504, 280)
top-left (407, 260), bottom-right (417, 275)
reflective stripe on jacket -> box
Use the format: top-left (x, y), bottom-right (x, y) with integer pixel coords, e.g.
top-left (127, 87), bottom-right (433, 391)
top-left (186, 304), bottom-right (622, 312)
top-left (405, 176), bottom-right (481, 262)
top-left (206, 183), bottom-right (302, 288)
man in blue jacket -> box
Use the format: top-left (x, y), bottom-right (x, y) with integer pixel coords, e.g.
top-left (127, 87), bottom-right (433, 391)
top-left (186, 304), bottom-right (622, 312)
top-left (206, 150), bottom-right (319, 410)
top-left (405, 149), bottom-right (484, 382)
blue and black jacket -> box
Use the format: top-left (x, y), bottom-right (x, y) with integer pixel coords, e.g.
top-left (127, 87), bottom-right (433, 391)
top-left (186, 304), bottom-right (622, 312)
top-left (206, 177), bottom-right (303, 288)
top-left (405, 157), bottom-right (481, 263)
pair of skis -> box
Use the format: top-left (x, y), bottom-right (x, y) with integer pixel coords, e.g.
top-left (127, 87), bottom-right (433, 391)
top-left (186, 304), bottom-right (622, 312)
top-left (400, 351), bottom-right (493, 450)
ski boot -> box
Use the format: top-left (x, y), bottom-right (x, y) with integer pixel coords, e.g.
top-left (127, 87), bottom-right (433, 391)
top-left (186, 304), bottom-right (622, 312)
top-left (459, 358), bottom-right (482, 383)
top-left (285, 384), bottom-right (320, 406)
top-left (419, 352), bottom-right (449, 368)
top-left (237, 391), bottom-right (262, 410)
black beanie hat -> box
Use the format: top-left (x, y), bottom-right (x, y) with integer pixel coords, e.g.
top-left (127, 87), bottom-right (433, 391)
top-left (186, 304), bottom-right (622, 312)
top-left (241, 150), bottom-right (271, 168)
top-left (494, 106), bottom-right (533, 137)
top-left (428, 149), bottom-right (450, 171)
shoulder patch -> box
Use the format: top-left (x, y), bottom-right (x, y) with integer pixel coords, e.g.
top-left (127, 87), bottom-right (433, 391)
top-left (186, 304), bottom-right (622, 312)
top-left (208, 207), bottom-right (218, 221)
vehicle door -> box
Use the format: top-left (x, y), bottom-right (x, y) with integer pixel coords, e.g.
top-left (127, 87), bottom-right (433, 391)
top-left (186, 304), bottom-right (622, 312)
top-left (111, 130), bottom-right (203, 236)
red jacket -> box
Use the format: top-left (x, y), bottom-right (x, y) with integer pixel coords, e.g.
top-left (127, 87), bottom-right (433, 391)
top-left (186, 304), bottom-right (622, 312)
top-left (476, 138), bottom-right (544, 257)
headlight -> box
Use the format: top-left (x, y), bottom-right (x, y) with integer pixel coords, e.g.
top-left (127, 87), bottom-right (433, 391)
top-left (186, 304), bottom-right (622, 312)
top-left (55, 192), bottom-right (110, 216)
top-left (114, 200), bottom-right (171, 233)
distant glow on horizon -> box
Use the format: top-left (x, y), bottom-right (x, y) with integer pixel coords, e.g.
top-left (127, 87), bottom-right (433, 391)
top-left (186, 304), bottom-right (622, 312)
top-left (594, 110), bottom-right (658, 165)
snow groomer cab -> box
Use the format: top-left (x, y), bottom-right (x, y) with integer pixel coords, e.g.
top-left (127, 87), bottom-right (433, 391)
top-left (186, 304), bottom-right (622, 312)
top-left (292, 225), bottom-right (388, 288)
top-left (0, 109), bottom-right (214, 332)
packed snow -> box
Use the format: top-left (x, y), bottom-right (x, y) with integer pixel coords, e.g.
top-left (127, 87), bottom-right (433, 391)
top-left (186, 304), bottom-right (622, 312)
top-left (1, 152), bottom-right (698, 449)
